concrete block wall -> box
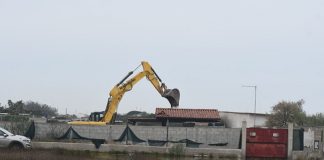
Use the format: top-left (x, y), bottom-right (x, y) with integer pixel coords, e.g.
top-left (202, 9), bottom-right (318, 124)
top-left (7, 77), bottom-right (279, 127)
top-left (32, 123), bottom-right (124, 140)
top-left (33, 142), bottom-right (242, 159)
top-left (78, 125), bottom-right (241, 149)
top-left (298, 127), bottom-right (324, 152)
top-left (34, 122), bottom-right (70, 139)
top-left (32, 122), bottom-right (241, 149)
top-left (130, 126), bottom-right (167, 141)
top-left (129, 126), bottom-right (241, 148)
top-left (73, 125), bottom-right (107, 139)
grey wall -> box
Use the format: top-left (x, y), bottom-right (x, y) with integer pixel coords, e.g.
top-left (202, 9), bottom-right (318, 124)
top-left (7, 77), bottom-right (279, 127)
top-left (33, 142), bottom-right (242, 159)
top-left (302, 127), bottom-right (324, 152)
top-left (33, 123), bottom-right (241, 149)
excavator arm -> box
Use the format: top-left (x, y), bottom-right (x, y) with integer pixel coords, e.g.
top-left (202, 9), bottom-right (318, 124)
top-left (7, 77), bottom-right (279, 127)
top-left (68, 61), bottom-right (180, 125)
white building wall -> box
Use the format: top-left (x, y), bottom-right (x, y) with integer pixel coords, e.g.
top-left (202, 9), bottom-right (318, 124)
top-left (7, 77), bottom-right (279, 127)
top-left (219, 111), bottom-right (268, 128)
top-left (304, 128), bottom-right (315, 148)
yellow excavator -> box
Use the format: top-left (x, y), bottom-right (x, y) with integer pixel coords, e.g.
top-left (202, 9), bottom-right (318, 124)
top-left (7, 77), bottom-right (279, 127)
top-left (68, 61), bottom-right (180, 125)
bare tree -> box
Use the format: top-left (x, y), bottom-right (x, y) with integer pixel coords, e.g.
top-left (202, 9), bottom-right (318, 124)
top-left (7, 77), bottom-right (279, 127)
top-left (267, 99), bottom-right (306, 127)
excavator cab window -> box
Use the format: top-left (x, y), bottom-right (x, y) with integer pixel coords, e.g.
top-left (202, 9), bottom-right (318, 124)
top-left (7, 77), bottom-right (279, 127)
top-left (89, 111), bottom-right (104, 122)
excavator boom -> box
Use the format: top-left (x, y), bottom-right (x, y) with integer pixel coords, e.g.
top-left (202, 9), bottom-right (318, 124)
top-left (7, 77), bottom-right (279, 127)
top-left (68, 61), bottom-right (180, 125)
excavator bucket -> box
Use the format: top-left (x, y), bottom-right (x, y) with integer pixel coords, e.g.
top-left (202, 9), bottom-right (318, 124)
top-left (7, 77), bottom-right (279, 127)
top-left (162, 88), bottom-right (180, 107)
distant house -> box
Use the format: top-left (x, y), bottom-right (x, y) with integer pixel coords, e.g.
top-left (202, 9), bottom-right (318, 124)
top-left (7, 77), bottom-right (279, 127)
top-left (128, 108), bottom-right (222, 127)
top-left (155, 108), bottom-right (221, 126)
top-left (128, 108), bottom-right (269, 128)
top-left (219, 111), bottom-right (269, 128)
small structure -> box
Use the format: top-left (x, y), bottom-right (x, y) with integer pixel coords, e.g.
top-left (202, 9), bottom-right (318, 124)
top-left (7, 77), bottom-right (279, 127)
top-left (156, 108), bottom-right (221, 126)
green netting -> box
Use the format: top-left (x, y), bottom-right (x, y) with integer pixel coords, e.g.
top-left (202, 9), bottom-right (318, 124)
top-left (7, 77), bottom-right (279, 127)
top-left (57, 127), bottom-right (89, 140)
top-left (91, 139), bottom-right (106, 149)
top-left (176, 139), bottom-right (202, 148)
top-left (238, 130), bottom-right (242, 149)
top-left (208, 142), bottom-right (228, 146)
top-left (114, 126), bottom-right (146, 144)
top-left (148, 139), bottom-right (168, 146)
top-left (24, 121), bottom-right (35, 140)
top-left (57, 127), bottom-right (105, 149)
top-left (147, 138), bottom-right (203, 147)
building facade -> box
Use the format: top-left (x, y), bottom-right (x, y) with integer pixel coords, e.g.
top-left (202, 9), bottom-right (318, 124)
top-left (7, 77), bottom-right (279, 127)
top-left (219, 111), bottom-right (268, 128)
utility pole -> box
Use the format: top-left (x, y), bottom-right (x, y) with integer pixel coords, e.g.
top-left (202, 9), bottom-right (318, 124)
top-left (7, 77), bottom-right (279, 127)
top-left (242, 85), bottom-right (257, 127)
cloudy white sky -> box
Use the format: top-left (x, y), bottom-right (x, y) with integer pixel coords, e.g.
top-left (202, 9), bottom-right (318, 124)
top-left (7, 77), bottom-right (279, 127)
top-left (0, 0), bottom-right (323, 115)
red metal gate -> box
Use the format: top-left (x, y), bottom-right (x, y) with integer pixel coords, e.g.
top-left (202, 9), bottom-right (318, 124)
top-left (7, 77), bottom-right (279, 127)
top-left (246, 128), bottom-right (288, 158)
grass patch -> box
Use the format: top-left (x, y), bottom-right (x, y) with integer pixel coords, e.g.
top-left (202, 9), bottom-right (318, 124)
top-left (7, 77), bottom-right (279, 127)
top-left (0, 146), bottom-right (240, 160)
top-left (0, 148), bottom-right (98, 160)
top-left (218, 153), bottom-right (238, 159)
top-left (168, 144), bottom-right (185, 157)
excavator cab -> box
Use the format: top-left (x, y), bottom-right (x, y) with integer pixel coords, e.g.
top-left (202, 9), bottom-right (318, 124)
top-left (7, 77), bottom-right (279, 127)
top-left (89, 111), bottom-right (104, 121)
top-left (162, 88), bottom-right (180, 107)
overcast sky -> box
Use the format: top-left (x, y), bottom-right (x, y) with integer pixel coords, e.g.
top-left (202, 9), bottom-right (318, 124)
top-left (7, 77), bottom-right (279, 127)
top-left (0, 0), bottom-right (323, 115)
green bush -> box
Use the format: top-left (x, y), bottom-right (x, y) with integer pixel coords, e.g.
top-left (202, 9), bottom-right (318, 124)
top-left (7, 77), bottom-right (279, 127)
top-left (0, 115), bottom-right (29, 122)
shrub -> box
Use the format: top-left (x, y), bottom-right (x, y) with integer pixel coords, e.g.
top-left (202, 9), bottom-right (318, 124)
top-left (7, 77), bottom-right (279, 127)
top-left (168, 144), bottom-right (184, 157)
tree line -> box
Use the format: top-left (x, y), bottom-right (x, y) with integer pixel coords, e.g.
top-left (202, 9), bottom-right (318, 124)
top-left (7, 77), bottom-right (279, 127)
top-left (0, 100), bottom-right (58, 117)
top-left (267, 99), bottom-right (324, 127)
top-left (1, 99), bottom-right (323, 127)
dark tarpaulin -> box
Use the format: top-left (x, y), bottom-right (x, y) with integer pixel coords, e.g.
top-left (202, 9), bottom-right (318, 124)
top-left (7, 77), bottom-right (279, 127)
top-left (148, 139), bottom-right (168, 146)
top-left (208, 142), bottom-right (228, 146)
top-left (293, 128), bottom-right (304, 151)
top-left (238, 130), bottom-right (242, 149)
top-left (24, 121), bottom-right (35, 140)
top-left (58, 127), bottom-right (105, 149)
top-left (148, 139), bottom-right (202, 148)
top-left (91, 139), bottom-right (106, 149)
top-left (114, 126), bottom-right (146, 144)
top-left (57, 127), bottom-right (89, 140)
top-left (176, 139), bottom-right (202, 148)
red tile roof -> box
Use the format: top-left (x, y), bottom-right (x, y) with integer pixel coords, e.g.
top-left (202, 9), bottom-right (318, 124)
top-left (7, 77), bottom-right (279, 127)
top-left (155, 108), bottom-right (220, 120)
